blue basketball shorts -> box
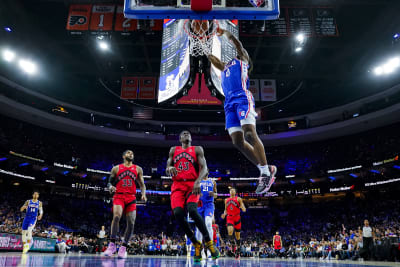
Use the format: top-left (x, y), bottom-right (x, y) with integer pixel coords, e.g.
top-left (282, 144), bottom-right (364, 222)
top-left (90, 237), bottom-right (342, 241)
top-left (22, 217), bottom-right (36, 231)
top-left (225, 94), bottom-right (257, 134)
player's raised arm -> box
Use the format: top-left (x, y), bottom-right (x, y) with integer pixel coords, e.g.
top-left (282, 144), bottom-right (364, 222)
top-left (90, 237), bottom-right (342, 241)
top-left (238, 197), bottom-right (246, 213)
top-left (136, 166), bottom-right (147, 202)
top-left (208, 55), bottom-right (226, 71)
top-left (166, 146), bottom-right (178, 177)
top-left (218, 28), bottom-right (250, 64)
top-left (20, 200), bottom-right (29, 212)
top-left (107, 166), bottom-right (119, 193)
top-left (38, 201), bottom-right (43, 220)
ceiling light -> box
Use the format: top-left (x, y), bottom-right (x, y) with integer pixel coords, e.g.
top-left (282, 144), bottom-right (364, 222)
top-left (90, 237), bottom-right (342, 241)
top-left (98, 41), bottom-right (109, 51)
top-left (295, 47), bottom-right (303, 53)
top-left (4, 27), bottom-right (12, 32)
top-left (373, 66), bottom-right (383, 76)
top-left (18, 59), bottom-right (37, 74)
top-left (2, 49), bottom-right (15, 62)
top-left (388, 57), bottom-right (400, 68)
top-left (296, 33), bottom-right (305, 43)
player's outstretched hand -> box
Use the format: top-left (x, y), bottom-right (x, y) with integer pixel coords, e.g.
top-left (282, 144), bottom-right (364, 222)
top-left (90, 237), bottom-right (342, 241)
top-left (192, 181), bottom-right (201, 195)
top-left (141, 194), bottom-right (147, 202)
top-left (216, 27), bottom-right (225, 36)
top-left (221, 213), bottom-right (226, 219)
top-left (38, 215), bottom-right (43, 221)
top-left (109, 186), bottom-right (116, 194)
top-left (167, 166), bottom-right (178, 177)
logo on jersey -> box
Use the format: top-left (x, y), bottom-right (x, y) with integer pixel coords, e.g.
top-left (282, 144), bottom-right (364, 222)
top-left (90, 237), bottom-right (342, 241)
top-left (117, 170), bottom-right (137, 181)
top-left (225, 69), bottom-right (230, 77)
top-left (68, 15), bottom-right (87, 26)
top-left (227, 200), bottom-right (239, 207)
top-left (173, 152), bottom-right (195, 165)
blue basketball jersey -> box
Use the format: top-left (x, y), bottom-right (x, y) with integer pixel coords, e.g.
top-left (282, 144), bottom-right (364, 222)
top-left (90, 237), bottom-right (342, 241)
top-left (200, 179), bottom-right (214, 205)
top-left (221, 58), bottom-right (250, 104)
top-left (26, 200), bottom-right (40, 218)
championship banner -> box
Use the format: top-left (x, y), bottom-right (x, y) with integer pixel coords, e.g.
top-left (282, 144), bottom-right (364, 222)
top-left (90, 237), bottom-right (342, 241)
top-left (121, 77), bottom-right (138, 99)
top-left (248, 79), bottom-right (260, 101)
top-left (0, 233), bottom-right (56, 252)
top-left (138, 77), bottom-right (156, 99)
top-left (260, 79), bottom-right (277, 101)
top-left (114, 6), bottom-right (137, 32)
top-left (66, 4), bottom-right (92, 31)
top-left (89, 5), bottom-right (116, 31)
top-left (177, 74), bottom-right (222, 105)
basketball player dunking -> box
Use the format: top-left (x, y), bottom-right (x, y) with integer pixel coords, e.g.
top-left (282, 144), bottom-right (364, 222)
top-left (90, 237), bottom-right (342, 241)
top-left (103, 150), bottom-right (147, 258)
top-left (20, 191), bottom-right (43, 254)
top-left (166, 130), bottom-right (220, 262)
top-left (208, 28), bottom-right (277, 194)
top-left (221, 188), bottom-right (246, 259)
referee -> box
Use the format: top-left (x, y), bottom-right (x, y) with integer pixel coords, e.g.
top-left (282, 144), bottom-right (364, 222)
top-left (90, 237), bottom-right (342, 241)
top-left (362, 219), bottom-right (374, 260)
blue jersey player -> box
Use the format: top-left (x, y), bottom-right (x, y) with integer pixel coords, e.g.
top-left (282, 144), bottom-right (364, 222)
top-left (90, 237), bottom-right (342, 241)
top-left (208, 28), bottom-right (277, 194)
top-left (20, 191), bottom-right (43, 254)
top-left (195, 175), bottom-right (217, 259)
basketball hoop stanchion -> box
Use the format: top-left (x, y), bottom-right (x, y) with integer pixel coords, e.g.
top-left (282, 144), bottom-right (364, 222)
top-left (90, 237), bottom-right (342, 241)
top-left (183, 20), bottom-right (219, 57)
top-left (191, 0), bottom-right (212, 12)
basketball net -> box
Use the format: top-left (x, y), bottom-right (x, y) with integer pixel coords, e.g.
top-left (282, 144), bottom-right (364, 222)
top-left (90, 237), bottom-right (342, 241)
top-left (184, 20), bottom-right (219, 57)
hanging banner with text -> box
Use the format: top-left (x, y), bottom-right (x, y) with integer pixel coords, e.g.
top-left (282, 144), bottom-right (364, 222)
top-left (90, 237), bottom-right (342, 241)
top-left (120, 77), bottom-right (138, 99)
top-left (248, 79), bottom-right (260, 101)
top-left (260, 79), bottom-right (277, 101)
top-left (115, 5), bottom-right (137, 32)
top-left (89, 5), bottom-right (116, 32)
top-left (66, 4), bottom-right (92, 32)
top-left (138, 77), bottom-right (156, 100)
top-left (177, 74), bottom-right (222, 105)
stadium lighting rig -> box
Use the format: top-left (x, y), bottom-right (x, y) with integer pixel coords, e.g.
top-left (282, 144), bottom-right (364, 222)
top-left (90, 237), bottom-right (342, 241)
top-left (294, 33), bottom-right (306, 53)
top-left (373, 57), bottom-right (400, 76)
top-left (18, 59), bottom-right (37, 75)
top-left (2, 49), bottom-right (15, 62)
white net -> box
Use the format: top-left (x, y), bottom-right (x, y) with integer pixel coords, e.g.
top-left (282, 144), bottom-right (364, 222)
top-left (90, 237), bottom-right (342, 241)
top-left (184, 20), bottom-right (219, 57)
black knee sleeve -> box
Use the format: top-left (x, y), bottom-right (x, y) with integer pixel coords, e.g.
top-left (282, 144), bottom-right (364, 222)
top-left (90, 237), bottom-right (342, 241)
top-left (173, 207), bottom-right (195, 241)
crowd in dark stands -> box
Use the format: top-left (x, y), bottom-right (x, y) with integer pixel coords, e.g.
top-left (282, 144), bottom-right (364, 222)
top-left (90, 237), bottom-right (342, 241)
top-left (0, 115), bottom-right (399, 178)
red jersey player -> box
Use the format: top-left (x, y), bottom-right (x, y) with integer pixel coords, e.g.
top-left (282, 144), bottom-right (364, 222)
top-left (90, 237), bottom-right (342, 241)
top-left (221, 188), bottom-right (246, 259)
top-left (273, 231), bottom-right (282, 255)
top-left (166, 130), bottom-right (220, 262)
top-left (103, 150), bottom-right (146, 258)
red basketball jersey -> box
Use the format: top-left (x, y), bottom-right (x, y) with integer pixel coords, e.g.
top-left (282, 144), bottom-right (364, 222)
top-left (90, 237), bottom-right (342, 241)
top-left (115, 163), bottom-right (138, 194)
top-left (226, 196), bottom-right (241, 216)
top-left (172, 146), bottom-right (198, 181)
top-left (274, 235), bottom-right (282, 249)
top-left (212, 224), bottom-right (219, 241)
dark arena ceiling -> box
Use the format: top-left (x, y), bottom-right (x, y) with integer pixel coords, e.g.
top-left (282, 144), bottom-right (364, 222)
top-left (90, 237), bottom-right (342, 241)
top-left (1, 0), bottom-right (400, 122)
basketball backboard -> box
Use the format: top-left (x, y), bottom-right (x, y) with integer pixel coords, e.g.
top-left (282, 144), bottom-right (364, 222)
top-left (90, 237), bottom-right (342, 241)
top-left (124, 0), bottom-right (280, 20)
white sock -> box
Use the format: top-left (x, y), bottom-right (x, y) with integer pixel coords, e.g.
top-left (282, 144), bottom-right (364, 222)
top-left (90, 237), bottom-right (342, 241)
top-left (258, 165), bottom-right (270, 176)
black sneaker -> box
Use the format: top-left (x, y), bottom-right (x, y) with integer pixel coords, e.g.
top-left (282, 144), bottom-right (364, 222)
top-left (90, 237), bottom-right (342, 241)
top-left (255, 165), bottom-right (277, 194)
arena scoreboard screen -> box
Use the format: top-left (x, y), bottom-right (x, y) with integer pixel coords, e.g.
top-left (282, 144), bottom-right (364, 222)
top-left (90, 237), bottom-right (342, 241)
top-left (158, 19), bottom-right (239, 104)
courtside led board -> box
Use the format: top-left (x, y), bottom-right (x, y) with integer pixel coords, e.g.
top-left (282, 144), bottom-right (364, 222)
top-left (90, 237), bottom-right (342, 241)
top-left (124, 0), bottom-right (280, 20)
